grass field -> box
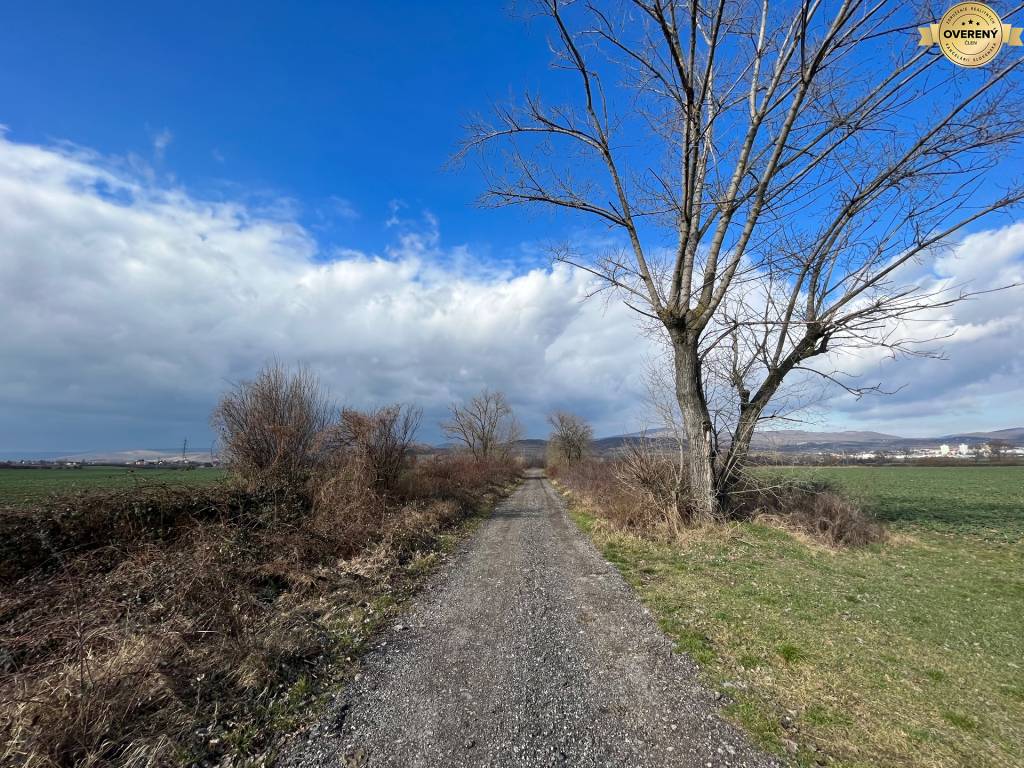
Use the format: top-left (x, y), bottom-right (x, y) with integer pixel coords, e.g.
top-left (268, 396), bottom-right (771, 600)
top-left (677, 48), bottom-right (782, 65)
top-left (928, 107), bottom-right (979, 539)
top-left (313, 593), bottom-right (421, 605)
top-left (763, 465), bottom-right (1024, 541)
top-left (567, 466), bottom-right (1024, 768)
top-left (0, 465), bottom-right (227, 505)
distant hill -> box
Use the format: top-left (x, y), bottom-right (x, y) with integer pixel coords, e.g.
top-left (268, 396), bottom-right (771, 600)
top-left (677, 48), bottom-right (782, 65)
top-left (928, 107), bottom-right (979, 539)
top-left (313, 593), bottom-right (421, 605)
top-left (944, 427), bottom-right (1024, 442)
top-left (580, 426), bottom-right (1023, 456)
top-left (2, 427), bottom-right (1017, 464)
top-left (752, 429), bottom-right (900, 448)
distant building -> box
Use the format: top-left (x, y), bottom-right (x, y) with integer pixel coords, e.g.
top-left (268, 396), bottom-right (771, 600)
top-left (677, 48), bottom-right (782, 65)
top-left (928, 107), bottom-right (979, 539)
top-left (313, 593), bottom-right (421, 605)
top-left (958, 444), bottom-right (969, 456)
top-left (939, 444), bottom-right (950, 456)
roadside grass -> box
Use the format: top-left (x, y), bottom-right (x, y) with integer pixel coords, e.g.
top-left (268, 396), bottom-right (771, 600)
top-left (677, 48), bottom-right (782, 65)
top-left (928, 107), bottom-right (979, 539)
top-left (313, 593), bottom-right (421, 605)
top-left (0, 466), bottom-right (227, 506)
top-left (212, 510), bottom-right (492, 762)
top-left (563, 466), bottom-right (1024, 768)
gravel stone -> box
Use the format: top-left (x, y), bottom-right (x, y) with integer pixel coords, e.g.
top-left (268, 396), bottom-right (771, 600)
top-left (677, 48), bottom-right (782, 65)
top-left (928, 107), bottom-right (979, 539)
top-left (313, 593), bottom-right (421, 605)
top-left (281, 470), bottom-right (780, 767)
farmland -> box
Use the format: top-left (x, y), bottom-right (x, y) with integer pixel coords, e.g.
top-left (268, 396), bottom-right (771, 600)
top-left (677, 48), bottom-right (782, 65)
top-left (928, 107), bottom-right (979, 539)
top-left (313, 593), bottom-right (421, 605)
top-left (762, 465), bottom-right (1024, 541)
top-left (0, 465), bottom-right (227, 506)
top-left (567, 465), bottom-right (1024, 768)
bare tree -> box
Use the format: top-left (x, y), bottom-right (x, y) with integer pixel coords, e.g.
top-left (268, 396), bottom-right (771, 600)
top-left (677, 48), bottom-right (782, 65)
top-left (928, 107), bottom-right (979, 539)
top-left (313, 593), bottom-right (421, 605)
top-left (212, 362), bottom-right (333, 489)
top-left (987, 438), bottom-right (1012, 459)
top-left (461, 0), bottom-right (1024, 521)
top-left (547, 411), bottom-right (594, 465)
top-left (443, 389), bottom-right (522, 459)
top-left (331, 404), bottom-right (423, 492)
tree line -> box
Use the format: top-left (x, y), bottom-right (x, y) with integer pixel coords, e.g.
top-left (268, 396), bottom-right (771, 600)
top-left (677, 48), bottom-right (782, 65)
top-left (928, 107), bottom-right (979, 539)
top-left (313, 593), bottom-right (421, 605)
top-left (212, 363), bottom-right (596, 487)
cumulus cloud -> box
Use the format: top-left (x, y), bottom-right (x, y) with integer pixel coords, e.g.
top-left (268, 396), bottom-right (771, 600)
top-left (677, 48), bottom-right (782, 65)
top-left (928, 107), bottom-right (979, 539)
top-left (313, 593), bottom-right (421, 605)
top-left (0, 134), bottom-right (653, 451)
top-left (816, 223), bottom-right (1024, 434)
top-left (0, 132), bottom-right (1020, 452)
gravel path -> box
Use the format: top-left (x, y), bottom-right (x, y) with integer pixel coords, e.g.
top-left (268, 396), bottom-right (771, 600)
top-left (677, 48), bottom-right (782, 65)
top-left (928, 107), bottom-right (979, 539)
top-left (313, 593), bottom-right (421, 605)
top-left (281, 470), bottom-right (780, 768)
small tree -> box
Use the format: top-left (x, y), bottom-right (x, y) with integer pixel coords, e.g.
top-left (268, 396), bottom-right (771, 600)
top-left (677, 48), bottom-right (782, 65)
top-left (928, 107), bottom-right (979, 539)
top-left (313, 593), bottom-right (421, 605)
top-left (987, 439), bottom-right (1012, 459)
top-left (442, 389), bottom-right (521, 459)
top-left (332, 404), bottom-right (422, 493)
top-left (547, 411), bottom-right (593, 466)
top-left (211, 362), bottom-right (333, 489)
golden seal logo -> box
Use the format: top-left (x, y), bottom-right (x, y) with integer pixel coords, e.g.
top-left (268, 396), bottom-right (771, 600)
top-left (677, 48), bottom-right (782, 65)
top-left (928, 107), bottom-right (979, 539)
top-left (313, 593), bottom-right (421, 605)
top-left (918, 3), bottom-right (1023, 67)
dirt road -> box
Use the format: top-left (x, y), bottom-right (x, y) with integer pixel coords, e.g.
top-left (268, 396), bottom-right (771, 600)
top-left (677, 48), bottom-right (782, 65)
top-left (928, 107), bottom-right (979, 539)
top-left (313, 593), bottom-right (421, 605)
top-left (283, 470), bottom-right (779, 768)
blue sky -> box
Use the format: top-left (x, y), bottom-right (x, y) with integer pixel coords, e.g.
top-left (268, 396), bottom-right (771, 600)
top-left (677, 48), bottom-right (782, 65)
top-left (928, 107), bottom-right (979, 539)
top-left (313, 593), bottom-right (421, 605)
top-left (0, 1), bottom-right (564, 258)
top-left (1, 2), bottom-right (1023, 454)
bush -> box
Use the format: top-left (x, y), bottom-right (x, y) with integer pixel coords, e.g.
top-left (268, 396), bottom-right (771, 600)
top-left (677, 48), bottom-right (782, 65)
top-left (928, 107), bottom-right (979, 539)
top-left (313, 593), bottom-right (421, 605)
top-left (398, 454), bottom-right (520, 504)
top-left (0, 483), bottom-right (259, 584)
top-left (211, 363), bottom-right (334, 491)
top-left (558, 456), bottom-right (885, 548)
top-left (327, 404), bottom-right (422, 495)
top-left (727, 476), bottom-right (887, 548)
top-left (556, 455), bottom-right (679, 532)
top-left (0, 454), bottom-right (518, 768)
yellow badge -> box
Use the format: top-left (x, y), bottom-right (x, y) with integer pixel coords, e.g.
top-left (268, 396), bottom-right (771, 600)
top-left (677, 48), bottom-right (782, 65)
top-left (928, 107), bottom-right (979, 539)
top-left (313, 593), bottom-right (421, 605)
top-left (918, 3), bottom-right (1023, 67)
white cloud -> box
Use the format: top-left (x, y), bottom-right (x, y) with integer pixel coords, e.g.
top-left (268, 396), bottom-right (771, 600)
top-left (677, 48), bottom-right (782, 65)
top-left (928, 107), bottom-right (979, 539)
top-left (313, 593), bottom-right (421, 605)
top-left (815, 223), bottom-right (1024, 435)
top-left (327, 195), bottom-right (359, 221)
top-left (0, 133), bottom-right (1020, 452)
top-left (385, 198), bottom-right (407, 228)
top-left (0, 135), bottom-right (653, 450)
top-left (152, 128), bottom-right (173, 161)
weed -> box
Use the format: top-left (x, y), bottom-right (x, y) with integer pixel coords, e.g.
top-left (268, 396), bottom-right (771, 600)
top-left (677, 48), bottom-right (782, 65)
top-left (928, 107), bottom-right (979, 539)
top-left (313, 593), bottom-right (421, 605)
top-left (941, 711), bottom-right (977, 731)
top-left (776, 643), bottom-right (806, 664)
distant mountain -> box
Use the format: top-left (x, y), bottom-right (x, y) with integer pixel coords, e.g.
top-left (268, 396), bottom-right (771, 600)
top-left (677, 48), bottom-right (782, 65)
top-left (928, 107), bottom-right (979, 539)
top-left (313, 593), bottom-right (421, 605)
top-left (0, 450), bottom-right (73, 461)
top-left (588, 426), bottom-right (1024, 455)
top-left (942, 427), bottom-right (1024, 442)
top-left (4, 427), bottom-right (1019, 464)
top-left (751, 430), bottom-right (901, 449)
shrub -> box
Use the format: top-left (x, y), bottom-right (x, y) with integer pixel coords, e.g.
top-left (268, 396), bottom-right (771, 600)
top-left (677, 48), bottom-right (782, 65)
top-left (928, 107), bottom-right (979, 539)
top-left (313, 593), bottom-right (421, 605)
top-left (557, 454), bottom-right (681, 532)
top-left (0, 453), bottom-right (517, 768)
top-left (211, 363), bottom-right (334, 491)
top-left (0, 484), bottom-right (258, 584)
top-left (614, 440), bottom-right (683, 517)
top-left (559, 456), bottom-right (885, 548)
top-left (399, 453), bottom-right (520, 504)
top-left (728, 476), bottom-right (887, 548)
top-left (328, 404), bottom-right (422, 494)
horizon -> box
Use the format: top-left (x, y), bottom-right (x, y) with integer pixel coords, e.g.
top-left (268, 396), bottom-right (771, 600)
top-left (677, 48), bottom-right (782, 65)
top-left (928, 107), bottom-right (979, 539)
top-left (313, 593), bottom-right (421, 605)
top-left (5, 424), bottom-right (1024, 463)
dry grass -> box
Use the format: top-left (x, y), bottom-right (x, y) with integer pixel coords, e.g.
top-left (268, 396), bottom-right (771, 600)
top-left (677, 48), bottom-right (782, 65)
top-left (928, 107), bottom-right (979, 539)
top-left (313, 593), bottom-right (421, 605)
top-left (0, 455), bottom-right (518, 768)
top-left (554, 457), bottom-right (884, 548)
top-left (728, 476), bottom-right (887, 548)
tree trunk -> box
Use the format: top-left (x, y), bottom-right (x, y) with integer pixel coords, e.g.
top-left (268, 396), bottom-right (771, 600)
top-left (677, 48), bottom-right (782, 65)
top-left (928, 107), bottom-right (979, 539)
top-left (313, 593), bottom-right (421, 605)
top-left (721, 403), bottom-right (762, 494)
top-left (671, 332), bottom-right (721, 522)
top-left (722, 356), bottom-right (795, 496)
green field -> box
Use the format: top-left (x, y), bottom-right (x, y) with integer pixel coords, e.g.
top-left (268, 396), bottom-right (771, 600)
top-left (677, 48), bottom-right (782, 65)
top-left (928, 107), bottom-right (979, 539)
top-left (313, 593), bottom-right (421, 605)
top-left (568, 466), bottom-right (1024, 768)
top-left (763, 465), bottom-right (1024, 541)
top-left (0, 465), bottom-right (227, 506)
